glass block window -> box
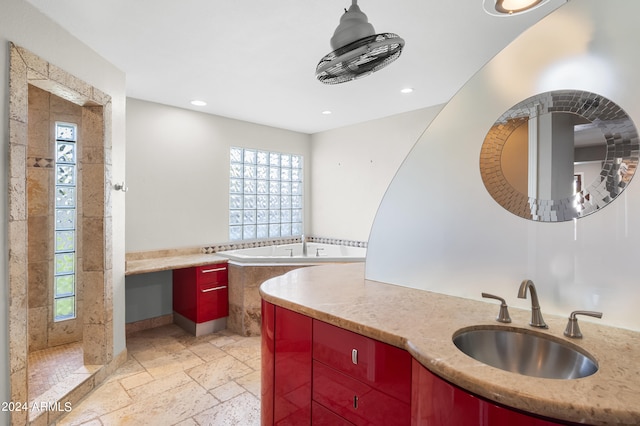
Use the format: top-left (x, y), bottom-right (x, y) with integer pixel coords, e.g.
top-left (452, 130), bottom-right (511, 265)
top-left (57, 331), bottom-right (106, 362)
top-left (54, 122), bottom-right (77, 322)
top-left (229, 147), bottom-right (303, 240)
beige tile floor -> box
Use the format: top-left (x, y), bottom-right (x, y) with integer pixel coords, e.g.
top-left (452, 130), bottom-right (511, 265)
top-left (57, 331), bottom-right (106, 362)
top-left (56, 324), bottom-right (261, 426)
top-left (29, 342), bottom-right (84, 401)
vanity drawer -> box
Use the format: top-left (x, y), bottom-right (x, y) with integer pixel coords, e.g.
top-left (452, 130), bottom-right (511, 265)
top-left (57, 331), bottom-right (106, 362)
top-left (312, 401), bottom-right (354, 425)
top-left (196, 264), bottom-right (227, 285)
top-left (312, 361), bottom-right (410, 426)
top-left (312, 320), bottom-right (412, 402)
top-left (197, 283), bottom-right (228, 323)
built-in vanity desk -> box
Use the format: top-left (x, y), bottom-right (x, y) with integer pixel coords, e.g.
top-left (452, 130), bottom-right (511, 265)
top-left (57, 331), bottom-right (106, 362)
top-left (125, 250), bottom-right (229, 335)
top-left (260, 263), bottom-right (640, 425)
top-left (125, 250), bottom-right (228, 276)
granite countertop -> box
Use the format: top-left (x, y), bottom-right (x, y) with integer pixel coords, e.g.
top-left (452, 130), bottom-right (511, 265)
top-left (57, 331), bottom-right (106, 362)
top-left (125, 253), bottom-right (228, 275)
top-left (259, 263), bottom-right (640, 426)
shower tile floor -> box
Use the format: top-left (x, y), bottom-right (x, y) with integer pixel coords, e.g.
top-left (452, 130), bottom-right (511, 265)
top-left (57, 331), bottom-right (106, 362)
top-left (28, 341), bottom-right (86, 400)
top-left (57, 324), bottom-right (261, 426)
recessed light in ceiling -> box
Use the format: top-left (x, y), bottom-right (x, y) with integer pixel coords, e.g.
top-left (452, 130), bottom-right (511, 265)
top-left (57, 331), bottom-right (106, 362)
top-left (322, 110), bottom-right (332, 115)
top-left (400, 88), bottom-right (414, 94)
top-left (190, 100), bottom-right (207, 106)
top-left (483, 0), bottom-right (556, 16)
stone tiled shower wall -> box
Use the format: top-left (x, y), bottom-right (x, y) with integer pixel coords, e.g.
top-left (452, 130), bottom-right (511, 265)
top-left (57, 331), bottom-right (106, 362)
top-left (9, 44), bottom-right (118, 425)
top-left (27, 85), bottom-right (84, 351)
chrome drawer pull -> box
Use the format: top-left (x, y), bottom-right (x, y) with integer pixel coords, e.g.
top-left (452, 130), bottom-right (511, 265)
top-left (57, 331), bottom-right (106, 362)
top-left (351, 348), bottom-right (358, 365)
top-left (201, 285), bottom-right (227, 293)
top-left (201, 267), bottom-right (227, 273)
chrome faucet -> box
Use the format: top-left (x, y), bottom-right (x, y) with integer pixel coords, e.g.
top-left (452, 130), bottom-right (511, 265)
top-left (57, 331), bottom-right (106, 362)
top-left (517, 279), bottom-right (548, 328)
top-left (564, 310), bottom-right (603, 338)
top-left (482, 293), bottom-right (512, 323)
top-left (301, 234), bottom-right (307, 256)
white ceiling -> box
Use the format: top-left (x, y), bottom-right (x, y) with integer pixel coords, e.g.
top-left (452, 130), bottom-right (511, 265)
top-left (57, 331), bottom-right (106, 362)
top-left (24, 0), bottom-right (567, 134)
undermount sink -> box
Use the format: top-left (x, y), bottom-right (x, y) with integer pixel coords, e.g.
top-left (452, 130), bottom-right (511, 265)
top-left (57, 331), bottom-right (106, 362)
top-left (453, 327), bottom-right (598, 380)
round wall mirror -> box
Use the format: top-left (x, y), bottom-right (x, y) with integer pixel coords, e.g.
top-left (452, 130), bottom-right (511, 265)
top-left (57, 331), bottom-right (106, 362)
top-left (480, 90), bottom-right (639, 222)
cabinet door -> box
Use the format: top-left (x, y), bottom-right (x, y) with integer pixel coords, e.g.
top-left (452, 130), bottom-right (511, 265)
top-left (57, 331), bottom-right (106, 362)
top-left (262, 300), bottom-right (275, 426)
top-left (411, 359), bottom-right (564, 426)
top-left (313, 361), bottom-right (410, 426)
top-left (313, 320), bottom-right (412, 402)
top-left (274, 306), bottom-right (312, 425)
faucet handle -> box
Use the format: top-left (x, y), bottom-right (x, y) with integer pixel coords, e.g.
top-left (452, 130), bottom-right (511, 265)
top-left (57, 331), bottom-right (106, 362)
top-left (481, 293), bottom-right (512, 323)
top-left (564, 310), bottom-right (603, 338)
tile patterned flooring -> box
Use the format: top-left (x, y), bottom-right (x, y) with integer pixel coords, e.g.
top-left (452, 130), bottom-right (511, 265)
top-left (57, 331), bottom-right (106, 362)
top-left (29, 342), bottom-right (85, 401)
top-left (56, 324), bottom-right (261, 426)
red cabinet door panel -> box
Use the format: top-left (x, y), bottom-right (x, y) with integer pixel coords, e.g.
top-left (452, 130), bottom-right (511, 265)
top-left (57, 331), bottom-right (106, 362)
top-left (411, 359), bottom-right (564, 426)
top-left (313, 320), bottom-right (412, 402)
top-left (274, 307), bottom-right (312, 425)
top-left (173, 267), bottom-right (195, 321)
top-left (312, 401), bottom-right (354, 426)
top-left (262, 301), bottom-right (275, 426)
top-left (313, 361), bottom-right (410, 426)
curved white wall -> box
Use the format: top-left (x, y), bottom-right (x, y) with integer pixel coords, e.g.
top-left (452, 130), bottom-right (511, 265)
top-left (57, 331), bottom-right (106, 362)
top-left (310, 106), bottom-right (443, 242)
top-left (366, 0), bottom-right (640, 331)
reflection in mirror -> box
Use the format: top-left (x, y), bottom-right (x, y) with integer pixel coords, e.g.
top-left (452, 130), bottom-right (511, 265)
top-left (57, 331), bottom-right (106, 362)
top-left (480, 90), bottom-right (639, 222)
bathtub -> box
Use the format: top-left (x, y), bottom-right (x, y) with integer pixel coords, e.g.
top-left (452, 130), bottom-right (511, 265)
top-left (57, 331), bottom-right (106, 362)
top-left (218, 242), bottom-right (366, 336)
top-left (218, 242), bottom-right (366, 265)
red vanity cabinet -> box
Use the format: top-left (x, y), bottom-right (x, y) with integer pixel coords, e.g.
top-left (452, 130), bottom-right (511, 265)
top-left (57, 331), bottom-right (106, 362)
top-left (261, 301), bottom-right (567, 426)
top-left (173, 262), bottom-right (228, 335)
top-left (261, 301), bottom-right (312, 425)
top-left (312, 320), bottom-right (412, 425)
top-left (411, 359), bottom-right (565, 426)
top-left (261, 300), bottom-right (275, 425)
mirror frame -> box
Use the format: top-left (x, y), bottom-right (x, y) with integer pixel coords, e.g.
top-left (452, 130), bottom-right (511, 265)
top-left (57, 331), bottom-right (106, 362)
top-left (480, 90), bottom-right (639, 222)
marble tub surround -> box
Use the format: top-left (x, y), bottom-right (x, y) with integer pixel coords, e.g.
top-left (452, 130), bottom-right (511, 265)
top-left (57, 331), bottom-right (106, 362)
top-left (260, 263), bottom-right (640, 425)
top-left (227, 264), bottom-right (309, 336)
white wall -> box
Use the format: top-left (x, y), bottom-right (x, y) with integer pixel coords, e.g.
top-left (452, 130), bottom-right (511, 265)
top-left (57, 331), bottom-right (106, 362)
top-left (367, 0), bottom-right (640, 331)
top-left (0, 0), bottom-right (127, 421)
top-left (126, 99), bottom-right (440, 251)
top-left (310, 106), bottom-right (443, 242)
top-left (125, 98), bottom-right (311, 252)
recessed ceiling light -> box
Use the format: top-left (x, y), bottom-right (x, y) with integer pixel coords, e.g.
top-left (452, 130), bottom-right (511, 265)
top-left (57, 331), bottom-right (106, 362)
top-left (322, 110), bottom-right (332, 115)
top-left (190, 100), bottom-right (207, 106)
top-left (400, 88), bottom-right (414, 94)
top-left (483, 0), bottom-right (558, 16)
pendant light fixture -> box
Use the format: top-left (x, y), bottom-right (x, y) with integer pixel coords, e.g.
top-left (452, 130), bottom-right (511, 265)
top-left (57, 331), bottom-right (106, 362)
top-left (316, 0), bottom-right (405, 85)
top-left (483, 0), bottom-right (553, 16)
